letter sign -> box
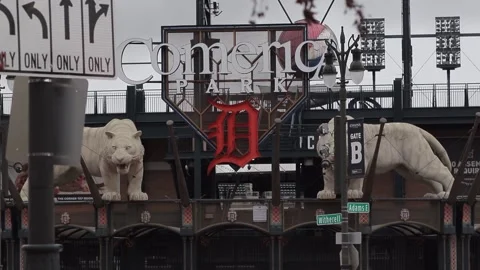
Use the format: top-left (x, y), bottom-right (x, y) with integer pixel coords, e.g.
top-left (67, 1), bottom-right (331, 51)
top-left (1, 0), bottom-right (115, 79)
top-left (347, 118), bottom-right (365, 178)
top-left (207, 100), bottom-right (261, 175)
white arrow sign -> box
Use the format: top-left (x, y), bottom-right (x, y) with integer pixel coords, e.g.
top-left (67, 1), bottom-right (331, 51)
top-left (0, 0), bottom-right (115, 79)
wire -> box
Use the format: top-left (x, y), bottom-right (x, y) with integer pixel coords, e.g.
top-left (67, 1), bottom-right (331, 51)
top-left (277, 0), bottom-right (293, 24)
top-left (321, 0), bottom-right (335, 24)
top-left (412, 50), bottom-right (435, 80)
top-left (385, 50), bottom-right (403, 71)
top-left (462, 51), bottom-right (480, 74)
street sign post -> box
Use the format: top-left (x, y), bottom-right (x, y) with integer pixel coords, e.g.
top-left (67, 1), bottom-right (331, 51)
top-left (0, 0), bottom-right (115, 79)
top-left (347, 202), bottom-right (370, 213)
top-left (316, 213), bottom-right (342, 226)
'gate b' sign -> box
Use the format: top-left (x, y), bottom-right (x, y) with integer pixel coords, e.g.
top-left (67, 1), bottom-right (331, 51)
top-left (347, 119), bottom-right (366, 178)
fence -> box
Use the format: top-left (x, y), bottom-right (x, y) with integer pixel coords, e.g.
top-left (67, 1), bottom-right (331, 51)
top-left (1, 83), bottom-right (480, 115)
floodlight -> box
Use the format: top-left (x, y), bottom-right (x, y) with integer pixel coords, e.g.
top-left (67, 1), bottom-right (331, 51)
top-left (360, 18), bottom-right (385, 71)
top-left (435, 16), bottom-right (461, 70)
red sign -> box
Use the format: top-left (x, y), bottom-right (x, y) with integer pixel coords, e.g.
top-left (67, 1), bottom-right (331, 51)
top-left (207, 99), bottom-right (260, 174)
top-left (0, 51), bottom-right (5, 71)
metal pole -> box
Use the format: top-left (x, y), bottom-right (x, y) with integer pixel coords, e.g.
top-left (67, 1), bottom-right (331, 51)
top-left (22, 78), bottom-right (62, 270)
top-left (446, 69), bottom-right (451, 107)
top-left (336, 27), bottom-right (351, 270)
top-left (167, 120), bottom-right (190, 207)
top-left (193, 0), bottom-right (207, 199)
top-left (372, 71), bottom-right (376, 103)
top-left (272, 118), bottom-right (282, 207)
top-left (361, 118), bottom-right (387, 201)
top-left (402, 0), bottom-right (413, 108)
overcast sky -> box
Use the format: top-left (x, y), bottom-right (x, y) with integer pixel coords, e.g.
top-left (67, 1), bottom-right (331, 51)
top-left (2, 0), bottom-right (480, 92)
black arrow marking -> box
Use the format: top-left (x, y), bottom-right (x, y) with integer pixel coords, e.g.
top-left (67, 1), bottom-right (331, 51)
top-left (23, 2), bottom-right (48, 39)
top-left (60, 0), bottom-right (73, 40)
top-left (0, 1), bottom-right (15, 35)
top-left (85, 0), bottom-right (109, 43)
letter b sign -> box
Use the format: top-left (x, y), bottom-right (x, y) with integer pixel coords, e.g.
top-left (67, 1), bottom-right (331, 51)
top-left (350, 142), bottom-right (362, 164)
top-left (347, 119), bottom-right (365, 178)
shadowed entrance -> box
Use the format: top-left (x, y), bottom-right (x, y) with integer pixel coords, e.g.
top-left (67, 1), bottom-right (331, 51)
top-left (370, 223), bottom-right (439, 270)
top-left (197, 224), bottom-right (270, 270)
top-left (55, 225), bottom-right (98, 270)
top-left (471, 229), bottom-right (480, 269)
top-left (112, 225), bottom-right (183, 270)
top-left (282, 224), bottom-right (340, 270)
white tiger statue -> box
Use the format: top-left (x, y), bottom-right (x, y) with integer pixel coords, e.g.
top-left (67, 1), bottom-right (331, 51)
top-left (316, 116), bottom-right (454, 199)
top-left (20, 118), bottom-right (148, 201)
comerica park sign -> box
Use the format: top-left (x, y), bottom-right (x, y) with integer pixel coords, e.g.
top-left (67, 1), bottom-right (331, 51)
top-left (117, 24), bottom-right (323, 171)
top-left (116, 26), bottom-right (326, 88)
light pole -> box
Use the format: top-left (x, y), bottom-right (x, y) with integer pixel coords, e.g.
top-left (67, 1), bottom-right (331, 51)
top-left (322, 26), bottom-right (365, 270)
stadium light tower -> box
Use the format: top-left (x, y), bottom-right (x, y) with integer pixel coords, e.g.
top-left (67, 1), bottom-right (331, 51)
top-left (435, 16), bottom-right (461, 107)
top-left (360, 18), bottom-right (386, 94)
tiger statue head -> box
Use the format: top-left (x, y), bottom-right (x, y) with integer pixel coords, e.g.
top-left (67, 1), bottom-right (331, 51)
top-left (103, 130), bottom-right (145, 174)
top-left (316, 115), bottom-right (355, 162)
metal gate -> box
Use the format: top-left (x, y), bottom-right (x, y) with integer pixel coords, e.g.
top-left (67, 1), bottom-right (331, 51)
top-left (283, 225), bottom-right (339, 270)
top-left (471, 234), bottom-right (480, 269)
top-left (197, 226), bottom-right (269, 270)
top-left (113, 226), bottom-right (183, 270)
top-left (370, 225), bottom-right (438, 270)
top-left (1, 240), bottom-right (6, 268)
top-left (56, 226), bottom-right (99, 270)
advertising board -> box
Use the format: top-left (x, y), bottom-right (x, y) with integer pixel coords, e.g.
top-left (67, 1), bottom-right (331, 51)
top-left (10, 165), bottom-right (102, 203)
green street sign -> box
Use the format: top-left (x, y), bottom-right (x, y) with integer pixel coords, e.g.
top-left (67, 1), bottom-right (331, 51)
top-left (316, 213), bottom-right (341, 226)
top-left (347, 202), bottom-right (370, 213)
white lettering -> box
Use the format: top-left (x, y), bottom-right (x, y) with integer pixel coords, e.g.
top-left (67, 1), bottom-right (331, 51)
top-left (351, 142), bottom-right (362, 164)
top-left (294, 41), bottom-right (324, 79)
top-left (307, 136), bottom-right (315, 150)
top-left (116, 38), bottom-right (153, 85)
top-left (151, 43), bottom-right (181, 75)
top-left (274, 77), bottom-right (288, 92)
top-left (299, 136), bottom-right (316, 150)
top-left (350, 132), bottom-right (362, 140)
top-left (232, 42), bottom-right (259, 74)
top-left (260, 41), bottom-right (295, 74)
top-left (116, 38), bottom-right (327, 84)
top-left (241, 78), bottom-right (254, 93)
top-left (176, 79), bottom-right (188, 94)
top-left (206, 79), bottom-right (220, 94)
top-left (184, 43), bottom-right (230, 75)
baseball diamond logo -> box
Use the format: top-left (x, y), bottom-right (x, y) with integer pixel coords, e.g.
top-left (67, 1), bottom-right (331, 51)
top-left (140, 210), bottom-right (151, 224)
top-left (60, 212), bottom-right (71, 225)
top-left (400, 208), bottom-right (410, 221)
top-left (227, 210), bottom-right (237, 222)
top-left (159, 25), bottom-right (310, 171)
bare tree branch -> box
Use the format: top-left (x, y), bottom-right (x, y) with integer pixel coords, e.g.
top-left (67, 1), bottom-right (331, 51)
top-left (250, 0), bottom-right (365, 33)
top-left (0, 51), bottom-right (5, 71)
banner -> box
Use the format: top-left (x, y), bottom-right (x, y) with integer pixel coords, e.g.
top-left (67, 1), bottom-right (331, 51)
top-left (347, 118), bottom-right (365, 178)
top-left (439, 138), bottom-right (480, 197)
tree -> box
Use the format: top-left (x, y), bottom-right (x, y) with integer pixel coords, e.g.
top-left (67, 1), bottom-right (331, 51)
top-left (0, 52), bottom-right (5, 71)
top-left (251, 0), bottom-right (365, 32)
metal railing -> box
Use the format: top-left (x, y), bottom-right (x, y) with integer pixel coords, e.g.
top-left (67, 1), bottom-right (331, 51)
top-left (1, 83), bottom-right (480, 115)
top-left (170, 124), bottom-right (320, 154)
top-left (409, 83), bottom-right (480, 108)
